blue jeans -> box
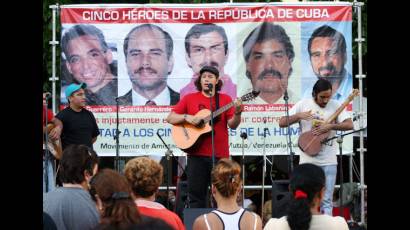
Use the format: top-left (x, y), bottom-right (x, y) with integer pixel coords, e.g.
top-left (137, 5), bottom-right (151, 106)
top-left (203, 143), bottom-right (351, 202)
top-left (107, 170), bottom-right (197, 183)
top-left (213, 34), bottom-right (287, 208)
top-left (320, 165), bottom-right (337, 215)
top-left (43, 153), bottom-right (55, 193)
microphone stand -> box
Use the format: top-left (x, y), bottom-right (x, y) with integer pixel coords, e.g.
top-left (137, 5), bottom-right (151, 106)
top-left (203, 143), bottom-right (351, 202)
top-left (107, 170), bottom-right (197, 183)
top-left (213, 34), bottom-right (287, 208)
top-left (283, 89), bottom-right (295, 173)
top-left (322, 127), bottom-right (367, 218)
top-left (240, 132), bottom-right (248, 208)
top-left (156, 131), bottom-right (188, 210)
top-left (261, 118), bottom-right (267, 219)
top-left (114, 98), bottom-right (122, 172)
top-left (208, 85), bottom-right (216, 208)
top-left (208, 86), bottom-right (216, 168)
top-left (44, 95), bottom-right (51, 192)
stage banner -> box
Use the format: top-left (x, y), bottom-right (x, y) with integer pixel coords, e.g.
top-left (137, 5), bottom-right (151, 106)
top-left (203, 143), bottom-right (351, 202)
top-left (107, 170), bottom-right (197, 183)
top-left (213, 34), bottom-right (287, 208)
top-left (59, 2), bottom-right (353, 157)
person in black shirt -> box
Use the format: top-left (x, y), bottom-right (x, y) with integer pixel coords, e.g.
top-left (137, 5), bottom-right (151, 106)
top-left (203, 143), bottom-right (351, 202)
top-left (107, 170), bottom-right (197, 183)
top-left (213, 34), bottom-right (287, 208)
top-left (49, 83), bottom-right (100, 150)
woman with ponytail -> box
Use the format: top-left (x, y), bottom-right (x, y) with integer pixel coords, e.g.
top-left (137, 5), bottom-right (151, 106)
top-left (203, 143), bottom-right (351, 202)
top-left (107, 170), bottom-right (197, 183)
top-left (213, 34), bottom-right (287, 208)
top-left (264, 163), bottom-right (348, 230)
top-left (193, 158), bottom-right (262, 230)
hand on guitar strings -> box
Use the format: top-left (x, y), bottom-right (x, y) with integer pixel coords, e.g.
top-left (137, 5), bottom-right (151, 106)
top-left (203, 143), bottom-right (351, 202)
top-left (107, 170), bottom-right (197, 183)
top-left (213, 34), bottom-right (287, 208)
top-left (185, 114), bottom-right (203, 127)
top-left (234, 99), bottom-right (243, 115)
top-left (312, 123), bottom-right (333, 136)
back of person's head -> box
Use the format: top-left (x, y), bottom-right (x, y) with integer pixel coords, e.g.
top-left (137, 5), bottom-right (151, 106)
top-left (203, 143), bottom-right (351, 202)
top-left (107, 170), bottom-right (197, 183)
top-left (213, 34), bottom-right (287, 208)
top-left (312, 78), bottom-right (332, 97)
top-left (184, 23), bottom-right (228, 56)
top-left (124, 157), bottom-right (163, 198)
top-left (127, 217), bottom-right (174, 230)
top-left (61, 24), bottom-right (109, 58)
top-left (287, 163), bottom-right (325, 230)
top-left (90, 169), bottom-right (141, 229)
top-left (308, 25), bottom-right (347, 56)
top-left (211, 158), bottom-right (242, 198)
top-left (59, 144), bottom-right (99, 184)
top-left (242, 22), bottom-right (295, 63)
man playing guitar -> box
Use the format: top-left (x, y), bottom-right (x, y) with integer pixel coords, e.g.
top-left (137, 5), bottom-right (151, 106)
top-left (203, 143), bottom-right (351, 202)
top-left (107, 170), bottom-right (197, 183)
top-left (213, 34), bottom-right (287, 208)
top-left (278, 78), bottom-right (353, 216)
top-left (166, 66), bottom-right (243, 208)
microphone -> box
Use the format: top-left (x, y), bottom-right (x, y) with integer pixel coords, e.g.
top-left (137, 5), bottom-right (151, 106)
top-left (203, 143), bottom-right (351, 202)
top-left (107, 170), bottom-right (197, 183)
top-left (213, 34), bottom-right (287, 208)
top-left (240, 132), bottom-right (248, 140)
top-left (207, 83), bottom-right (213, 90)
top-left (283, 89), bottom-right (289, 101)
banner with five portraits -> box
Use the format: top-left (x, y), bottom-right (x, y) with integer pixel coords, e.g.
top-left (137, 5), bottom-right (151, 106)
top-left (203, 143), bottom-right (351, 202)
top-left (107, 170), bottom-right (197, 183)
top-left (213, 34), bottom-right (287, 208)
top-left (59, 2), bottom-right (353, 157)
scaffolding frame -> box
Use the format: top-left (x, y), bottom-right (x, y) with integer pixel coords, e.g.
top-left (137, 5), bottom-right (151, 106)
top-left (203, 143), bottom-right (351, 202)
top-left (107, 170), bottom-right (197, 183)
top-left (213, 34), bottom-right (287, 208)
top-left (48, 1), bottom-right (367, 225)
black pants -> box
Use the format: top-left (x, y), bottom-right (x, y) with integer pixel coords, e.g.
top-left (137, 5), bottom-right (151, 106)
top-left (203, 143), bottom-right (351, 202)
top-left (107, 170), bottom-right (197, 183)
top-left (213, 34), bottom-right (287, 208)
top-left (187, 156), bottom-right (219, 208)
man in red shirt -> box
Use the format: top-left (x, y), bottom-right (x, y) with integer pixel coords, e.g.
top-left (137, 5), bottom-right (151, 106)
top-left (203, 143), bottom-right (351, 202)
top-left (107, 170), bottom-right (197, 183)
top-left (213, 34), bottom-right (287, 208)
top-left (166, 66), bottom-right (242, 208)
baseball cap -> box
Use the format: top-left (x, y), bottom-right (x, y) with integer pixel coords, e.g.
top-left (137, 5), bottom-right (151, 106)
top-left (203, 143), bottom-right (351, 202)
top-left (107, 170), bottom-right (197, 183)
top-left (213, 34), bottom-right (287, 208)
top-left (199, 66), bottom-right (219, 78)
top-left (65, 83), bottom-right (87, 98)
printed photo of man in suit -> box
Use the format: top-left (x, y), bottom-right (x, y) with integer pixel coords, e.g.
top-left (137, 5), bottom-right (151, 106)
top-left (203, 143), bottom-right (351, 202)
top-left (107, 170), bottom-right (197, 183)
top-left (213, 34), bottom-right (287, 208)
top-left (117, 24), bottom-right (179, 106)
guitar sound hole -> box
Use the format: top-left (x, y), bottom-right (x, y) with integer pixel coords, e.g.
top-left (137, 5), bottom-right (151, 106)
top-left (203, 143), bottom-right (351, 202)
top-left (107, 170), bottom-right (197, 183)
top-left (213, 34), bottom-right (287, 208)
top-left (196, 119), bottom-right (205, 128)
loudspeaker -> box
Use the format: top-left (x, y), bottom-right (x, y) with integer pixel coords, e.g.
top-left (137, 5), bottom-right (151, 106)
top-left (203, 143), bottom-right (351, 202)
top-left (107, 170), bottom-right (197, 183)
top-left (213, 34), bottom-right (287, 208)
top-left (183, 208), bottom-right (214, 230)
top-left (271, 180), bottom-right (291, 218)
top-left (175, 180), bottom-right (188, 220)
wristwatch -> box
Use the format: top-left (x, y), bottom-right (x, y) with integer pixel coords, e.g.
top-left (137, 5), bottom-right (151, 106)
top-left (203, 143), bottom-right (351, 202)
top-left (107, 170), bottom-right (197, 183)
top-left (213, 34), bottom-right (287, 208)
top-left (184, 114), bottom-right (187, 120)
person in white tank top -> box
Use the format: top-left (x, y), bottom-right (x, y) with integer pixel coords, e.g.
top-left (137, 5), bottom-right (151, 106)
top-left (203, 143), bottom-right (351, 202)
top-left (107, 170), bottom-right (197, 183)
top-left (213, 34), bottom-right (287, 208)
top-left (192, 159), bottom-right (262, 230)
top-left (264, 163), bottom-right (349, 230)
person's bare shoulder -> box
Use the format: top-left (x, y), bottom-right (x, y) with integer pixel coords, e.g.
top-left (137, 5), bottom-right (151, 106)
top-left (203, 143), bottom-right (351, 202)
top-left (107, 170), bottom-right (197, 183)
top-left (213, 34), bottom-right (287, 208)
top-left (241, 211), bottom-right (263, 230)
top-left (192, 214), bottom-right (207, 230)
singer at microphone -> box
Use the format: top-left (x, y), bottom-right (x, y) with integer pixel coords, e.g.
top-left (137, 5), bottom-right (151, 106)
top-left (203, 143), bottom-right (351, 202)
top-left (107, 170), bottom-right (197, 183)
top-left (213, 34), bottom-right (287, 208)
top-left (207, 83), bottom-right (213, 96)
top-left (165, 65), bottom-right (243, 208)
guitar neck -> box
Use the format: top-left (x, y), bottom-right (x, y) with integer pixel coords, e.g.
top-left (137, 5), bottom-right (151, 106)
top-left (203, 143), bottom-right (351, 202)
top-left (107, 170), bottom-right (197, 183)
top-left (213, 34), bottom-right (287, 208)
top-left (203, 101), bottom-right (235, 123)
top-left (325, 94), bottom-right (356, 124)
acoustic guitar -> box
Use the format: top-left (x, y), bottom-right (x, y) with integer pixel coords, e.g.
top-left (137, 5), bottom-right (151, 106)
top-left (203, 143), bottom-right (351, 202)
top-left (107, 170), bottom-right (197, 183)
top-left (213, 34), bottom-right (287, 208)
top-left (172, 90), bottom-right (260, 150)
top-left (298, 89), bottom-right (359, 156)
top-left (45, 123), bottom-right (63, 160)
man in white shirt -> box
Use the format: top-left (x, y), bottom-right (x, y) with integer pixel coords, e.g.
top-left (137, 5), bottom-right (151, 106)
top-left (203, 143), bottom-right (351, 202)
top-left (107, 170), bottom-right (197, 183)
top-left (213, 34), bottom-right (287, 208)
top-left (279, 79), bottom-right (353, 215)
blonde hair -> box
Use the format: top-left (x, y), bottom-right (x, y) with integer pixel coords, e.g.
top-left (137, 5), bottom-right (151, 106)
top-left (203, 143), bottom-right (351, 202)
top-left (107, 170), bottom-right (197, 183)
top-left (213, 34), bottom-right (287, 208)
top-left (211, 158), bottom-right (242, 198)
top-left (124, 157), bottom-right (163, 198)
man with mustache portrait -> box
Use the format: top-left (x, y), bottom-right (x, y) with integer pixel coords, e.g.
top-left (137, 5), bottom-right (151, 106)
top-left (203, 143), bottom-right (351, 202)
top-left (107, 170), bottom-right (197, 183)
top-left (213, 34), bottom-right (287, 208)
top-left (302, 25), bottom-right (352, 103)
top-left (180, 23), bottom-right (237, 100)
top-left (242, 22), bottom-right (295, 104)
top-left (117, 24), bottom-right (179, 106)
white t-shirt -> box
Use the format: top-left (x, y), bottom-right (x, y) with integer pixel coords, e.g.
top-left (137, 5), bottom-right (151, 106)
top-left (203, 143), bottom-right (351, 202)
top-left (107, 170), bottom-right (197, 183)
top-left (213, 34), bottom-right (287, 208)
top-left (264, 215), bottom-right (349, 230)
top-left (290, 98), bottom-right (350, 166)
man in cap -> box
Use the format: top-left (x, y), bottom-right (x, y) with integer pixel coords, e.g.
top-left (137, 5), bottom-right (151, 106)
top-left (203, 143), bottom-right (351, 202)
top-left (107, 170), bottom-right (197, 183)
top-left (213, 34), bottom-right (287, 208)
top-left (166, 66), bottom-right (242, 208)
top-left (49, 83), bottom-right (100, 150)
